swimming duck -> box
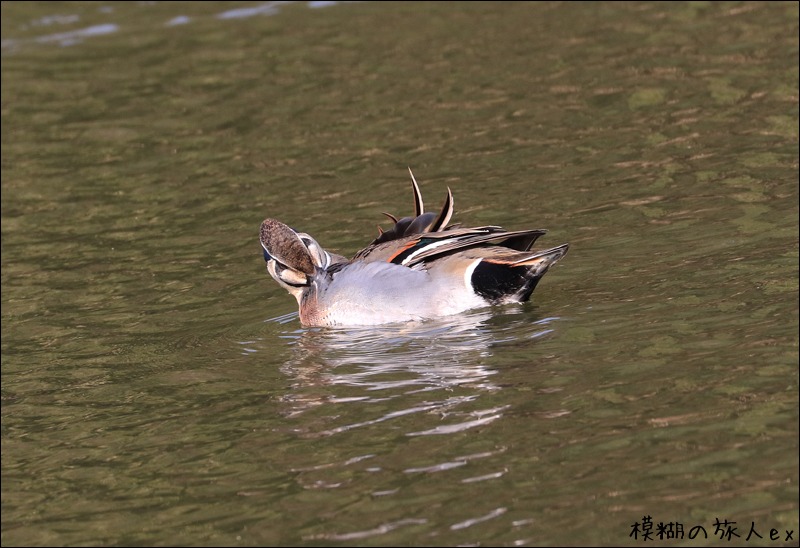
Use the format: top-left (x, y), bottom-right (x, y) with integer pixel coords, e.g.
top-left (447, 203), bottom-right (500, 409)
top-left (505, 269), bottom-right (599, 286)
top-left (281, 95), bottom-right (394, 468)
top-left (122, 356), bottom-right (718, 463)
top-left (260, 169), bottom-right (568, 326)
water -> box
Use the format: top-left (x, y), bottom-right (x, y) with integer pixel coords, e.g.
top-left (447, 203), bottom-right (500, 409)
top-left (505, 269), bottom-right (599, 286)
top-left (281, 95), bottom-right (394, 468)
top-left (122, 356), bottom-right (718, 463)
top-left (2, 1), bottom-right (798, 545)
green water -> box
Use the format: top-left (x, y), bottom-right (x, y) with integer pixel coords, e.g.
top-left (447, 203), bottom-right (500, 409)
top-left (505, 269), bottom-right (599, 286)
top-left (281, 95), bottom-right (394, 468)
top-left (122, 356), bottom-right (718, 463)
top-left (2, 1), bottom-right (798, 546)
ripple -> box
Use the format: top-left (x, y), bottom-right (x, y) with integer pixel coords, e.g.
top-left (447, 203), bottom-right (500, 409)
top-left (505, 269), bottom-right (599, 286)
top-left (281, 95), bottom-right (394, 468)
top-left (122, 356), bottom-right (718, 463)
top-left (404, 460), bottom-right (468, 474)
top-left (216, 2), bottom-right (283, 19)
top-left (165, 16), bottom-right (191, 27)
top-left (313, 397), bottom-right (470, 437)
top-left (309, 518), bottom-right (428, 541)
top-left (3, 1), bottom-right (352, 53)
top-left (450, 507), bottom-right (507, 531)
top-left (34, 23), bottom-right (118, 47)
top-left (460, 470), bottom-right (507, 483)
top-left (264, 311), bottom-right (300, 325)
top-left (407, 406), bottom-right (508, 436)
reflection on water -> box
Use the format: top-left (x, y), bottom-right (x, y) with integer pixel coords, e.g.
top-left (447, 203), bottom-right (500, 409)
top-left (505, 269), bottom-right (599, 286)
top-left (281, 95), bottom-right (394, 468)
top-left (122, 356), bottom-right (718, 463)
top-left (242, 310), bottom-right (560, 436)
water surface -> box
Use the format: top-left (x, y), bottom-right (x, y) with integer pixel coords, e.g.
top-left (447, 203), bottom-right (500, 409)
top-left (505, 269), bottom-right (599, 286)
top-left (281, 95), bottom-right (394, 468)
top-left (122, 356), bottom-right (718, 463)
top-left (2, 1), bottom-right (798, 546)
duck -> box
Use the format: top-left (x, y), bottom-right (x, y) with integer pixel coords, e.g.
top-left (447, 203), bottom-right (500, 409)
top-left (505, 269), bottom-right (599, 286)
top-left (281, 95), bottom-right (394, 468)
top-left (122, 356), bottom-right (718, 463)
top-left (259, 169), bottom-right (568, 327)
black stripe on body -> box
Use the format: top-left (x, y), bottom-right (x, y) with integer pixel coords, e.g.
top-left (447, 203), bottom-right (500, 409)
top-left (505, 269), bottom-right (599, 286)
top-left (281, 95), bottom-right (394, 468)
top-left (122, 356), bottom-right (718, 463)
top-left (389, 238), bottom-right (435, 265)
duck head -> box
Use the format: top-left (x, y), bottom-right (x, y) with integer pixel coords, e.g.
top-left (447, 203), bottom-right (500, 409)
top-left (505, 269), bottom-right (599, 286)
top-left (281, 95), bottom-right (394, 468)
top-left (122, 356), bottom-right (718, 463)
top-left (259, 218), bottom-right (332, 302)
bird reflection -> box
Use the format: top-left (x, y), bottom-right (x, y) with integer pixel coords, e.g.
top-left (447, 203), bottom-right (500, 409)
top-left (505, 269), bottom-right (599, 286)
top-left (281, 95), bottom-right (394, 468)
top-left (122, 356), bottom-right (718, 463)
top-left (251, 309), bottom-right (560, 436)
